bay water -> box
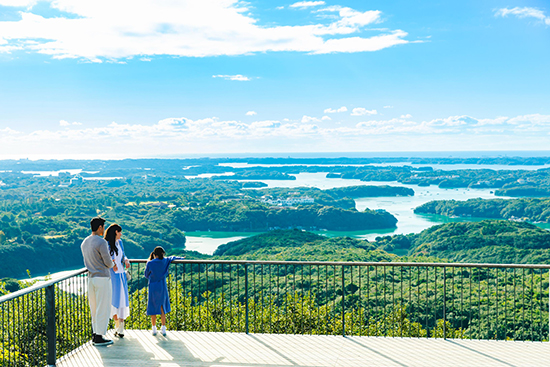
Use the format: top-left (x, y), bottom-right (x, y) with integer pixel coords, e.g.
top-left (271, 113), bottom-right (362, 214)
top-left (186, 172), bottom-right (513, 254)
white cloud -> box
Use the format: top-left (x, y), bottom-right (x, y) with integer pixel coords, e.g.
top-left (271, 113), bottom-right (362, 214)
top-left (246, 111), bottom-right (257, 116)
top-left (495, 7), bottom-right (550, 26)
top-left (426, 115), bottom-right (478, 127)
top-left (383, 105), bottom-right (393, 109)
top-left (321, 115), bottom-right (331, 121)
top-left (400, 114), bottom-right (412, 119)
top-left (213, 74), bottom-right (251, 81)
top-left (290, 1), bottom-right (325, 9)
top-left (301, 115), bottom-right (320, 123)
top-left (0, 0), bottom-right (36, 6)
top-left (3, 113), bottom-right (550, 157)
top-left (351, 107), bottom-right (377, 116)
top-left (324, 106), bottom-right (347, 113)
top-left (0, 0), bottom-right (411, 60)
top-left (59, 119), bottom-right (82, 126)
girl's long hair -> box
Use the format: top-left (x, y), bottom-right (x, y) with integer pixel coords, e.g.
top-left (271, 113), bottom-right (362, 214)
top-left (148, 246), bottom-right (165, 261)
top-left (104, 224), bottom-right (122, 256)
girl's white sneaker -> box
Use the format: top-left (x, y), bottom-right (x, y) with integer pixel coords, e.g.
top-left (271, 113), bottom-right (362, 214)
top-left (152, 325), bottom-right (157, 336)
top-left (160, 325), bottom-right (167, 336)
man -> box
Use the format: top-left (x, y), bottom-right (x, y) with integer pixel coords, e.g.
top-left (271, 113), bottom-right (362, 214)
top-left (81, 217), bottom-right (117, 346)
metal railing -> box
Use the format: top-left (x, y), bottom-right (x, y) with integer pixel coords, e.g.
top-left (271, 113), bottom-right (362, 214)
top-left (126, 260), bottom-right (550, 342)
top-left (1, 260), bottom-right (549, 366)
top-left (0, 269), bottom-right (89, 367)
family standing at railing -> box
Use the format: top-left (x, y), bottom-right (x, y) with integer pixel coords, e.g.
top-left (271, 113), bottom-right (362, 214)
top-left (80, 216), bottom-right (182, 346)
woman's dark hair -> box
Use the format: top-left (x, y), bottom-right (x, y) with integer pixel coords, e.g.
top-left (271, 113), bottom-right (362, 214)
top-left (104, 224), bottom-right (122, 257)
top-left (148, 246), bottom-right (165, 261)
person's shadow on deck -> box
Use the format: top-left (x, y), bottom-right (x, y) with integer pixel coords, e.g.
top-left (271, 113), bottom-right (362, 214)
top-left (81, 330), bottom-right (301, 367)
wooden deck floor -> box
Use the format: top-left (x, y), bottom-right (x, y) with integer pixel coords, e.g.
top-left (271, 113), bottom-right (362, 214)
top-left (57, 330), bottom-right (550, 367)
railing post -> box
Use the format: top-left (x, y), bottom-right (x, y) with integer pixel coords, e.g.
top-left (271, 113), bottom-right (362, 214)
top-left (245, 263), bottom-right (249, 334)
top-left (443, 267), bottom-right (446, 340)
top-left (342, 265), bottom-right (345, 337)
top-left (46, 284), bottom-right (56, 367)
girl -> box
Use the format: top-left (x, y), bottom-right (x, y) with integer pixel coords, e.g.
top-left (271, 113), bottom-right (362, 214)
top-left (105, 224), bottom-right (130, 338)
top-left (145, 246), bottom-right (184, 336)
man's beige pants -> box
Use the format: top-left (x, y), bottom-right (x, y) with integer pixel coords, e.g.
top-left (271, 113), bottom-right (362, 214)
top-left (88, 277), bottom-right (112, 336)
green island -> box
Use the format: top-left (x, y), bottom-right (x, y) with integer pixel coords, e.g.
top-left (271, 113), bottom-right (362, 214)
top-left (414, 198), bottom-right (550, 223)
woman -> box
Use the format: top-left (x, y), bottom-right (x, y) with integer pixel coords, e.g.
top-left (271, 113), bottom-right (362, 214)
top-left (105, 223), bottom-right (130, 338)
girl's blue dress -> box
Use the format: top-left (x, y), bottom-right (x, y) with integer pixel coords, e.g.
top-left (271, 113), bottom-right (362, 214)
top-left (145, 256), bottom-right (183, 315)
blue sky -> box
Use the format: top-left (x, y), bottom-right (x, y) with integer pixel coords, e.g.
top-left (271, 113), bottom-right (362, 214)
top-left (0, 0), bottom-right (549, 158)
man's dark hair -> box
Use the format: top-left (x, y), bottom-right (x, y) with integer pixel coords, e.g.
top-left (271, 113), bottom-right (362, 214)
top-left (90, 217), bottom-right (106, 232)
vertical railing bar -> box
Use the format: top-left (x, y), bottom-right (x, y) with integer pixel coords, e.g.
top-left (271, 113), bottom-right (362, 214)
top-left (383, 265), bottom-right (387, 337)
top-left (521, 268), bottom-right (525, 340)
top-left (496, 268), bottom-right (499, 340)
top-left (175, 263), bottom-right (179, 330)
top-left (374, 265), bottom-right (380, 336)
top-left (253, 264), bottom-right (256, 333)
top-left (309, 264), bottom-right (312, 336)
top-left (325, 265), bottom-right (328, 336)
top-left (478, 268), bottom-right (482, 340)
top-left (349, 266), bottom-right (355, 336)
top-left (276, 264), bottom-right (280, 334)
top-left (443, 267), bottom-right (446, 340)
top-left (451, 266), bottom-right (454, 337)
top-left (531, 268), bottom-right (534, 341)
top-left (391, 266), bottom-right (395, 337)
top-left (539, 269), bottom-right (543, 342)
top-left (260, 264), bottom-right (265, 333)
top-left (237, 263), bottom-right (241, 331)
top-left (301, 265), bottom-right (304, 335)
top-left (245, 263), bottom-right (249, 334)
top-left (400, 266), bottom-right (403, 338)
top-left (367, 265), bottom-right (370, 337)
top-left (487, 268), bottom-right (492, 339)
top-left (206, 262), bottom-right (210, 332)
top-left (513, 268), bottom-right (516, 341)
top-left (435, 266), bottom-right (438, 339)
top-left (221, 263), bottom-right (224, 332)
top-left (425, 266), bottom-right (428, 338)
top-left (503, 269), bottom-right (508, 340)
top-left (409, 266), bottom-right (412, 338)
top-left (268, 264), bottom-right (273, 333)
top-left (359, 266), bottom-right (363, 336)
top-left (230, 264), bottom-right (233, 330)
top-left (285, 264), bottom-right (288, 331)
top-left (342, 265), bottom-right (345, 337)
top-left (333, 265), bottom-right (336, 335)
top-left (46, 285), bottom-right (56, 367)
top-left (138, 263), bottom-right (141, 329)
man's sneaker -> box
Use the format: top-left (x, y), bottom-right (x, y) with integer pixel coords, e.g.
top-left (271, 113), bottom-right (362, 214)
top-left (160, 325), bottom-right (167, 336)
top-left (114, 332), bottom-right (124, 338)
top-left (152, 325), bottom-right (157, 336)
top-left (93, 335), bottom-right (113, 346)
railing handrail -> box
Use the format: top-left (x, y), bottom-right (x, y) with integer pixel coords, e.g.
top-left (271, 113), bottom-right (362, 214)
top-left (129, 259), bottom-right (550, 269)
top-left (0, 267), bottom-right (88, 304)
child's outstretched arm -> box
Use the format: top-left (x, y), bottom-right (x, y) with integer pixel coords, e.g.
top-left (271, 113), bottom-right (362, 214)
top-left (168, 255), bottom-right (185, 264)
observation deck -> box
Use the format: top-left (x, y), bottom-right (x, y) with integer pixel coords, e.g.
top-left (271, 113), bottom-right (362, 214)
top-left (2, 259), bottom-right (550, 367)
top-left (58, 330), bottom-right (550, 367)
